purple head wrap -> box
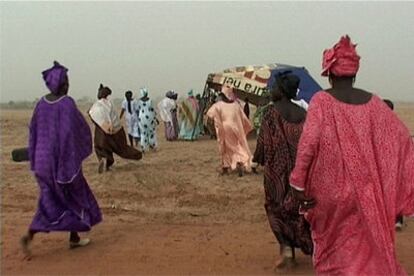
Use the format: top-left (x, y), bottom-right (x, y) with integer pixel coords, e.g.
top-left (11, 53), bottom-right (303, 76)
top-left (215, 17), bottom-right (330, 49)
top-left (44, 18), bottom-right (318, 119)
top-left (42, 61), bottom-right (68, 95)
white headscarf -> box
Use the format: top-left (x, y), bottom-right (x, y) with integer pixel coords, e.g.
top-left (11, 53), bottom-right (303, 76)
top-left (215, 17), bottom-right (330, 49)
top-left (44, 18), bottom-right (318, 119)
top-left (140, 87), bottom-right (148, 98)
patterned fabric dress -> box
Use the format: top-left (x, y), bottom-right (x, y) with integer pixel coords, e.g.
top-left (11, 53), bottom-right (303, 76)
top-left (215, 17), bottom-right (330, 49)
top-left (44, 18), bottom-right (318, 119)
top-left (178, 97), bottom-right (201, 140)
top-left (254, 105), bottom-right (313, 255)
top-left (137, 98), bottom-right (157, 151)
top-left (29, 96), bottom-right (102, 232)
top-left (290, 92), bottom-right (414, 275)
top-left (122, 99), bottom-right (140, 139)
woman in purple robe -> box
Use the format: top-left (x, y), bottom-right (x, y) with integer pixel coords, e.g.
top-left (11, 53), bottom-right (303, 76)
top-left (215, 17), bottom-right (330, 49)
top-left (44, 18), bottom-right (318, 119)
top-left (21, 61), bottom-right (102, 258)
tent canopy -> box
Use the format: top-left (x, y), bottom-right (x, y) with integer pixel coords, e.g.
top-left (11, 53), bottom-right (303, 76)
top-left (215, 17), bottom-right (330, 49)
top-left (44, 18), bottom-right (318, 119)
top-left (205, 63), bottom-right (322, 106)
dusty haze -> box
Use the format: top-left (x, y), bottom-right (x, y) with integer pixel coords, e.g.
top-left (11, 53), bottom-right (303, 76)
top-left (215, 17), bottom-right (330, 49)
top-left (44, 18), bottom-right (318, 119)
top-left (1, 1), bottom-right (414, 102)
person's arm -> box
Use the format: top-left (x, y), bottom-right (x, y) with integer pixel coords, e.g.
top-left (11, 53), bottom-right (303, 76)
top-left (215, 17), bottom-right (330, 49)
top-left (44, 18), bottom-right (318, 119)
top-left (239, 105), bottom-right (253, 135)
top-left (290, 96), bottom-right (323, 209)
top-left (252, 116), bottom-right (266, 166)
top-left (120, 108), bottom-right (125, 119)
top-left (398, 133), bottom-right (414, 217)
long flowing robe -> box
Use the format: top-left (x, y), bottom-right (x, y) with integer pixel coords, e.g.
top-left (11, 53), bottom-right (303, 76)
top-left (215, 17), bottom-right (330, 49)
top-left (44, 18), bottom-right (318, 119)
top-left (137, 98), bottom-right (157, 151)
top-left (178, 97), bottom-right (201, 140)
top-left (206, 101), bottom-right (253, 170)
top-left (122, 99), bottom-right (140, 139)
top-left (158, 97), bottom-right (178, 141)
top-left (290, 92), bottom-right (414, 275)
top-left (89, 98), bottom-right (141, 167)
top-left (29, 96), bottom-right (102, 232)
top-left (254, 106), bottom-right (313, 254)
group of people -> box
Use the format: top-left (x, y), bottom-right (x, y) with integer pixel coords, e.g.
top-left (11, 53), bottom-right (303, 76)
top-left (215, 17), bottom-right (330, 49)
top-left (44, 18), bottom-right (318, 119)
top-left (118, 88), bottom-right (206, 146)
top-left (88, 82), bottom-right (208, 173)
top-left (21, 34), bottom-right (414, 276)
top-left (248, 35), bottom-right (414, 275)
top-left (89, 85), bottom-right (157, 160)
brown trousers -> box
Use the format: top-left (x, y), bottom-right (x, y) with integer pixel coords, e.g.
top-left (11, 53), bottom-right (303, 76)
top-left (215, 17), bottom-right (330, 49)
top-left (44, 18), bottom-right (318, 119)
top-left (94, 126), bottom-right (142, 168)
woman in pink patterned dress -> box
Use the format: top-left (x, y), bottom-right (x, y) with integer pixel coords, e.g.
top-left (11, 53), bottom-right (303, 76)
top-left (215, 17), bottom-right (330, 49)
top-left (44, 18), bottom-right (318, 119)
top-left (290, 35), bottom-right (414, 275)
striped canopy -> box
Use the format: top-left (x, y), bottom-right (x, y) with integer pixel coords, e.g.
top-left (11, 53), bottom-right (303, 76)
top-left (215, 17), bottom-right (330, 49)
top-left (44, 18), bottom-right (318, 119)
top-left (205, 63), bottom-right (322, 106)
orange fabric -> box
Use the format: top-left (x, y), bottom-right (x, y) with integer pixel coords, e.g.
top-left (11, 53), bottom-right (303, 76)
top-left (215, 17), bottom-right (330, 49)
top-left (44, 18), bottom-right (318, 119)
top-left (207, 101), bottom-right (253, 170)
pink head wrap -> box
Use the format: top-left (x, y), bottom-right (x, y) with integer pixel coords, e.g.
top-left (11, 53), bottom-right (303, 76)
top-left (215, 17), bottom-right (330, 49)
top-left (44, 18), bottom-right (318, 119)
top-left (221, 85), bottom-right (236, 101)
top-left (42, 61), bottom-right (68, 94)
top-left (321, 35), bottom-right (360, 77)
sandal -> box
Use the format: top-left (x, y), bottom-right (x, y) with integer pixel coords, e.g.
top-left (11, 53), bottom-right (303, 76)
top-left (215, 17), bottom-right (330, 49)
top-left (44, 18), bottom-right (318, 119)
top-left (69, 238), bottom-right (91, 249)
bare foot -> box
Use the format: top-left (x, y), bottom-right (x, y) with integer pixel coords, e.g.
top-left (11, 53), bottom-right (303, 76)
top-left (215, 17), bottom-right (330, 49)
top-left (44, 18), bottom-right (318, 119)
top-left (274, 256), bottom-right (297, 271)
top-left (98, 159), bottom-right (104, 174)
top-left (236, 163), bottom-right (244, 177)
top-left (219, 168), bottom-right (229, 176)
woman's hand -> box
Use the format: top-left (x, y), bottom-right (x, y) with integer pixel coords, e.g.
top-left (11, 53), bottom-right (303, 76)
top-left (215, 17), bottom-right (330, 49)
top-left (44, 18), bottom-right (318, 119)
top-left (292, 188), bottom-right (316, 210)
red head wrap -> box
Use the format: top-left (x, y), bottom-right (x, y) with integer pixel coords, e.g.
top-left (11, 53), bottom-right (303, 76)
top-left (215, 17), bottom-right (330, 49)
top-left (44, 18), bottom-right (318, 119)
top-left (322, 35), bottom-right (360, 77)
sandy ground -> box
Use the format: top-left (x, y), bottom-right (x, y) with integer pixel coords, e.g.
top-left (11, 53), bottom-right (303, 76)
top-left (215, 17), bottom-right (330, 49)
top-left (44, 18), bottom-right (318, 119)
top-left (1, 104), bottom-right (414, 275)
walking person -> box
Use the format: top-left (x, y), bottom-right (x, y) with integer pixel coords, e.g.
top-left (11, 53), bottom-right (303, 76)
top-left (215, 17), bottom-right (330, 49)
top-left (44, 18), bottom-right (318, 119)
top-left (21, 61), bottom-right (102, 258)
top-left (137, 87), bottom-right (158, 152)
top-left (290, 35), bottom-right (414, 275)
top-left (178, 90), bottom-right (201, 140)
top-left (206, 86), bottom-right (253, 176)
top-left (89, 84), bottom-right (142, 173)
top-left (254, 72), bottom-right (312, 269)
top-left (120, 90), bottom-right (140, 147)
top-left (158, 90), bottom-right (179, 141)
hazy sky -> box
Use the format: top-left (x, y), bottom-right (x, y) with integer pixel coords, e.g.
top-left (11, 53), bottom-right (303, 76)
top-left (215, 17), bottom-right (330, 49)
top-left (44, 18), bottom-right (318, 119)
top-left (1, 1), bottom-right (414, 102)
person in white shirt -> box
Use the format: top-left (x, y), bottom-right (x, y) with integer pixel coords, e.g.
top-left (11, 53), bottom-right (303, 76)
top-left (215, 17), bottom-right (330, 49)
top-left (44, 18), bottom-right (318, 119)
top-left (120, 91), bottom-right (140, 147)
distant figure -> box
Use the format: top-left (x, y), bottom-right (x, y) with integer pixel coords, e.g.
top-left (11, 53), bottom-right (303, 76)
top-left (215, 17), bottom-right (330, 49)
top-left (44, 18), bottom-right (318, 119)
top-left (243, 98), bottom-right (250, 119)
top-left (206, 86), bottom-right (253, 176)
top-left (178, 90), bottom-right (201, 140)
top-left (253, 99), bottom-right (273, 136)
top-left (158, 90), bottom-right (179, 141)
top-left (137, 87), bottom-right (158, 152)
top-left (89, 84), bottom-right (142, 173)
top-left (290, 35), bottom-right (414, 275)
top-left (253, 72), bottom-right (312, 268)
top-left (204, 91), bottom-right (218, 139)
top-left (195, 94), bottom-right (205, 135)
top-left (120, 90), bottom-right (140, 147)
top-left (21, 61), bottom-right (102, 258)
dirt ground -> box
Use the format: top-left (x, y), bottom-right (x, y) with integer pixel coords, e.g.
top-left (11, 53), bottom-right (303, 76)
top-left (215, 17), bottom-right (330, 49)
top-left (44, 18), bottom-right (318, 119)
top-left (1, 104), bottom-right (414, 275)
